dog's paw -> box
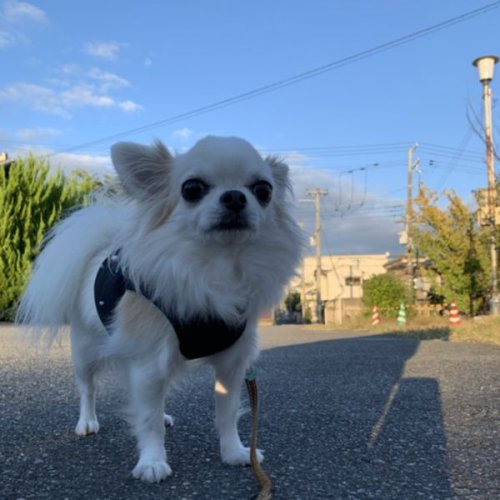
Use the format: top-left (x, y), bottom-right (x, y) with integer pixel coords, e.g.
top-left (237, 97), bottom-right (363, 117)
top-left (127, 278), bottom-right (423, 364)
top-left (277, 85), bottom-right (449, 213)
top-left (132, 460), bottom-right (172, 482)
top-left (222, 446), bottom-right (264, 466)
top-left (75, 417), bottom-right (100, 436)
top-left (163, 413), bottom-right (174, 427)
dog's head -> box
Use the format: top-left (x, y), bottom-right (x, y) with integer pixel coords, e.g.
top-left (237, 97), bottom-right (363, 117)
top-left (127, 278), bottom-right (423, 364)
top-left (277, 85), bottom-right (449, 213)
top-left (111, 136), bottom-right (292, 244)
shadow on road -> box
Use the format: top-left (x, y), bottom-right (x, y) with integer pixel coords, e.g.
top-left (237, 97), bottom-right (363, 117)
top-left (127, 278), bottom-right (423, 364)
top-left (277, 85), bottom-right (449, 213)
top-left (0, 328), bottom-right (455, 499)
top-left (256, 334), bottom-right (453, 499)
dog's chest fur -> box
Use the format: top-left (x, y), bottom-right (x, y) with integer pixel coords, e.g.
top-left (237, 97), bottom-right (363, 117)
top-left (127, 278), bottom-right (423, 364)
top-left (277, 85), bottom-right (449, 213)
top-left (120, 238), bottom-right (268, 323)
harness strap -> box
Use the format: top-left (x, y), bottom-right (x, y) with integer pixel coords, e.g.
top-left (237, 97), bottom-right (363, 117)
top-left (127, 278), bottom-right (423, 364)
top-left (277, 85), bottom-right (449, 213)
top-left (94, 251), bottom-right (247, 360)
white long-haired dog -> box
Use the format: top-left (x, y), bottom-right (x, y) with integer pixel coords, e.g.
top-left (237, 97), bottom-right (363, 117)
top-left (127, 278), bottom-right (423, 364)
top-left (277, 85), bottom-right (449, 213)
top-left (17, 136), bottom-right (303, 482)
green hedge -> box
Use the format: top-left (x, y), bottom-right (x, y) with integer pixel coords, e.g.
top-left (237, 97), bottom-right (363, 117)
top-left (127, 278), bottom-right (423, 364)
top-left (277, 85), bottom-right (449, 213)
top-left (362, 273), bottom-right (410, 318)
top-left (0, 156), bottom-right (102, 320)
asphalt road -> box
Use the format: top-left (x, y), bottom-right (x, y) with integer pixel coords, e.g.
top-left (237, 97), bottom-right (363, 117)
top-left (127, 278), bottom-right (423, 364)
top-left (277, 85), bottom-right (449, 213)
top-left (1, 324), bottom-right (498, 500)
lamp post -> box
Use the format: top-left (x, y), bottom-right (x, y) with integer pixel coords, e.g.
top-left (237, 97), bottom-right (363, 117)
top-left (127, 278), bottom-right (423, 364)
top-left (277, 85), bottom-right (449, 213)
top-left (473, 55), bottom-right (499, 314)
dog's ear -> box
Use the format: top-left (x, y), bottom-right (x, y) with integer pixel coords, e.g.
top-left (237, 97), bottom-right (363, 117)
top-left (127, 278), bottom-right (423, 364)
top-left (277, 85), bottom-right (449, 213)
top-left (266, 156), bottom-right (291, 191)
top-left (111, 140), bottom-right (172, 200)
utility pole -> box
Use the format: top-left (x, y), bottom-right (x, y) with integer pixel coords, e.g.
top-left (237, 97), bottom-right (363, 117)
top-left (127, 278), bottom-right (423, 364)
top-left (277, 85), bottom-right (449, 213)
top-left (406, 144), bottom-right (419, 296)
top-left (473, 55), bottom-right (499, 314)
top-left (298, 222), bottom-right (307, 321)
top-left (306, 188), bottom-right (328, 322)
top-left (484, 76), bottom-right (499, 313)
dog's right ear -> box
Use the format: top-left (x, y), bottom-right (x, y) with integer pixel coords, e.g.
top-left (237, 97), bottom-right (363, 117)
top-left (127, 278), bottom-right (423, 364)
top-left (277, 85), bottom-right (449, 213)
top-left (111, 140), bottom-right (172, 201)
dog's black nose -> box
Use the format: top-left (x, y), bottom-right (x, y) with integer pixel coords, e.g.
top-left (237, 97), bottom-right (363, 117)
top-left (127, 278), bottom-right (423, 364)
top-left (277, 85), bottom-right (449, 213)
top-left (220, 190), bottom-right (247, 212)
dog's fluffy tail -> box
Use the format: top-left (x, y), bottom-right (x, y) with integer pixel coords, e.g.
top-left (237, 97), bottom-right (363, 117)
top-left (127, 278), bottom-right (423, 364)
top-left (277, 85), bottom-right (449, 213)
top-left (16, 203), bottom-right (122, 344)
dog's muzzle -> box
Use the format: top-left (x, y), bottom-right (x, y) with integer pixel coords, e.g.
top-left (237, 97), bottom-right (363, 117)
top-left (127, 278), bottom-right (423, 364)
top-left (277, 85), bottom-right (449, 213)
top-left (212, 190), bottom-right (251, 231)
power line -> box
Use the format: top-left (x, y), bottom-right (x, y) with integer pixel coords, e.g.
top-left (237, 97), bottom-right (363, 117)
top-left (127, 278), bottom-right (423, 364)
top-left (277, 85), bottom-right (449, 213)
top-left (419, 144), bottom-right (482, 164)
top-left (8, 138), bottom-right (486, 177)
top-left (265, 141), bottom-right (484, 162)
top-left (45, 1), bottom-right (500, 158)
top-left (421, 142), bottom-right (483, 159)
top-left (263, 142), bottom-right (410, 155)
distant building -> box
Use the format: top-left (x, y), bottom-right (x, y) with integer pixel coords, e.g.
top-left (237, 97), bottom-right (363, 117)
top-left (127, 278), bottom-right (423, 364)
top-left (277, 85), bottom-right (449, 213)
top-left (384, 254), bottom-right (436, 302)
top-left (0, 152), bottom-right (13, 177)
top-left (384, 254), bottom-right (409, 280)
top-left (291, 253), bottom-right (390, 324)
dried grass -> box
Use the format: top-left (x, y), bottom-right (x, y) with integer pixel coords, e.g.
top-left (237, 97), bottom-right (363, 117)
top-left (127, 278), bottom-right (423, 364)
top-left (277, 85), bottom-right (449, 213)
top-left (306, 313), bottom-right (500, 346)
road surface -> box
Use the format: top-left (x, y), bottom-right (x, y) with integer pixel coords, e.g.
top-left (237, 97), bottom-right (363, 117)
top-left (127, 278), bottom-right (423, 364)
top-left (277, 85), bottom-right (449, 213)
top-left (1, 324), bottom-right (498, 499)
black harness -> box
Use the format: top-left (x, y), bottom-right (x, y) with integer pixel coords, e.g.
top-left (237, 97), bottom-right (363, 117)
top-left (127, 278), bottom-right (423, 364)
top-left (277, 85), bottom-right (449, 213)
top-left (94, 252), bottom-right (246, 360)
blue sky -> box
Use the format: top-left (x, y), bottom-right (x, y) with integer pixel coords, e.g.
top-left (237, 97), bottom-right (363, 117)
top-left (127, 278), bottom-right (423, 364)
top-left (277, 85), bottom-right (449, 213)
top-left (1, 0), bottom-right (499, 256)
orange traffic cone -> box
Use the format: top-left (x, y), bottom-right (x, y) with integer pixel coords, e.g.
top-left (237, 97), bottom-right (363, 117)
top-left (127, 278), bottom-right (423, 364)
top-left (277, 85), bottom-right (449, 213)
top-left (371, 306), bottom-right (381, 325)
top-left (449, 300), bottom-right (460, 327)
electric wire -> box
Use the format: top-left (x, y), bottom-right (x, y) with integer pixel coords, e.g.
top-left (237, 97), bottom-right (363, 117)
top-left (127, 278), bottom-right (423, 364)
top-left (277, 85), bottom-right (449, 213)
top-left (41, 1), bottom-right (500, 158)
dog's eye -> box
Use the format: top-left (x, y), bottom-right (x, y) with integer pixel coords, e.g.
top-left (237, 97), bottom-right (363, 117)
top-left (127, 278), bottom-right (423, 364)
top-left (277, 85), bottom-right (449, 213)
top-left (251, 181), bottom-right (273, 205)
top-left (181, 179), bottom-right (209, 202)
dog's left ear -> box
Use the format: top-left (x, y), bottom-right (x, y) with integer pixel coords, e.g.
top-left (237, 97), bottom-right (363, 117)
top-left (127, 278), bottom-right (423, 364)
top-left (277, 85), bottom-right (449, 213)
top-left (111, 140), bottom-right (172, 201)
top-left (266, 156), bottom-right (291, 191)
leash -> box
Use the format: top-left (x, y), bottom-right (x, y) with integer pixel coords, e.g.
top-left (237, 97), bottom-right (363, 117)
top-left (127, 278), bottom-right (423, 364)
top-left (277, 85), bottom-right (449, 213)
top-left (245, 368), bottom-right (272, 500)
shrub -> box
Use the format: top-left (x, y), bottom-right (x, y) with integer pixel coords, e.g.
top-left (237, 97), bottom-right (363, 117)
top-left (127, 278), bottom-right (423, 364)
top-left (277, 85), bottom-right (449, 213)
top-left (0, 156), bottom-right (102, 320)
top-left (363, 273), bottom-right (409, 318)
top-left (284, 290), bottom-right (301, 313)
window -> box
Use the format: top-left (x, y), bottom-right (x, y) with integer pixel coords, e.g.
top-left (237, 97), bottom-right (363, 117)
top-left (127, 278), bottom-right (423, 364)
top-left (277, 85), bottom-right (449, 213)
top-left (345, 276), bottom-right (361, 286)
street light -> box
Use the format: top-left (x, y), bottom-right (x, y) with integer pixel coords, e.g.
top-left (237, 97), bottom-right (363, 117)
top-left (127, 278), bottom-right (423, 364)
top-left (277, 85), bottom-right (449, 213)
top-left (473, 55), bottom-right (498, 83)
top-left (473, 55), bottom-right (499, 314)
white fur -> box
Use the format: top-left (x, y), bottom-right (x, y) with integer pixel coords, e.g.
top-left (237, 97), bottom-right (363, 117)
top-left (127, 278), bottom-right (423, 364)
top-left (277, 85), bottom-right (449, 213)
top-left (17, 135), bottom-right (303, 482)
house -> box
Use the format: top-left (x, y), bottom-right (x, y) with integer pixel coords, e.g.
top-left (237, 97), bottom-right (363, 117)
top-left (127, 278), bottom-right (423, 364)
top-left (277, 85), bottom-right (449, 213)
top-left (384, 254), bottom-right (436, 302)
top-left (291, 253), bottom-right (390, 324)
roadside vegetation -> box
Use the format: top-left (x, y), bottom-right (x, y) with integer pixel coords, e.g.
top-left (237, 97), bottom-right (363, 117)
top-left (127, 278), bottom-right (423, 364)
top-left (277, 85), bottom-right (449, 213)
top-left (356, 183), bottom-right (500, 346)
top-left (0, 156), bottom-right (104, 320)
top-left (412, 186), bottom-right (491, 316)
top-left (310, 314), bottom-right (500, 346)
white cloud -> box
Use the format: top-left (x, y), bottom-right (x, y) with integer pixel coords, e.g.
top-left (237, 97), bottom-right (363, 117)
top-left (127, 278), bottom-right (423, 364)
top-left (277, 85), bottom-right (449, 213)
top-left (0, 82), bottom-right (64, 114)
top-left (0, 80), bottom-right (143, 117)
top-left (59, 63), bottom-right (81, 76)
top-left (6, 141), bottom-right (114, 176)
top-left (290, 166), bottom-right (338, 200)
top-left (144, 57), bottom-right (153, 68)
top-left (0, 66), bottom-right (143, 115)
top-left (289, 164), bottom-right (404, 255)
top-left (0, 30), bottom-right (13, 48)
top-left (4, 0), bottom-right (46, 23)
top-left (49, 151), bottom-right (113, 175)
top-left (16, 127), bottom-right (62, 140)
top-left (88, 68), bottom-right (129, 91)
top-left (325, 213), bottom-right (401, 255)
top-left (0, 0), bottom-right (47, 48)
top-left (83, 41), bottom-right (121, 60)
top-left (172, 128), bottom-right (194, 140)
top-left (118, 100), bottom-right (143, 112)
top-left (62, 85), bottom-right (115, 109)
top-left (53, 65), bottom-right (130, 94)
top-left (281, 150), bottom-right (310, 167)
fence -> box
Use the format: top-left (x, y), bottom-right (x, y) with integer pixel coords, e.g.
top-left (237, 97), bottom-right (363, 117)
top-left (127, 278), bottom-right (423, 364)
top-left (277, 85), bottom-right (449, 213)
top-left (411, 303), bottom-right (444, 317)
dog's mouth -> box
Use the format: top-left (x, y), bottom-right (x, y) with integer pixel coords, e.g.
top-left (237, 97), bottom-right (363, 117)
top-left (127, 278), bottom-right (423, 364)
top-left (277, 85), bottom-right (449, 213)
top-left (209, 213), bottom-right (252, 232)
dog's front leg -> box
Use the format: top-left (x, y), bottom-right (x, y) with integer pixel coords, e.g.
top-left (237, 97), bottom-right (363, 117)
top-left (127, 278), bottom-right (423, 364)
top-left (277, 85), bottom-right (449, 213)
top-left (128, 360), bottom-right (171, 482)
top-left (214, 362), bottom-right (264, 466)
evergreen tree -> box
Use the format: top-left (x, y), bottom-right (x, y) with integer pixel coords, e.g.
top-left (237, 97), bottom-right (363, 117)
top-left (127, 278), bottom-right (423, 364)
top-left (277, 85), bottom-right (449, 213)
top-left (0, 156), bottom-right (102, 320)
top-left (413, 186), bottom-right (490, 316)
